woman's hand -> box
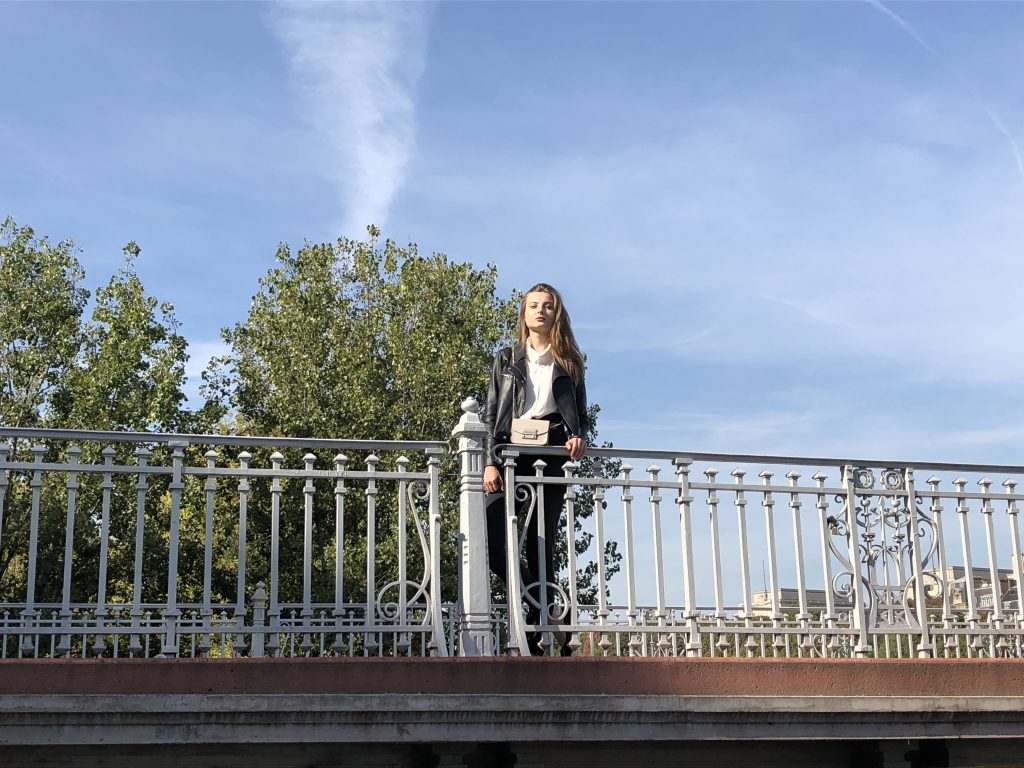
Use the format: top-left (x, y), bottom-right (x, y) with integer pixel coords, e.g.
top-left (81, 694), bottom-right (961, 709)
top-left (565, 437), bottom-right (587, 461)
top-left (483, 465), bottom-right (503, 494)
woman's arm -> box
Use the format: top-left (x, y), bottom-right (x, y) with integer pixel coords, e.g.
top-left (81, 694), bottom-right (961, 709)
top-left (482, 350), bottom-right (505, 492)
top-left (565, 374), bottom-right (589, 461)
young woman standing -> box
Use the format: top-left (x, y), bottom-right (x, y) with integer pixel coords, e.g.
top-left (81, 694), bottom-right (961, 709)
top-left (482, 283), bottom-right (588, 655)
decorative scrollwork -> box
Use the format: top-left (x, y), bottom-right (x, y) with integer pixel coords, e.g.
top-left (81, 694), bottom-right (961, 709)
top-left (882, 468), bottom-right (904, 492)
top-left (828, 466), bottom-right (940, 631)
top-left (520, 579), bottom-right (570, 623)
top-left (514, 481), bottom-right (537, 550)
top-left (375, 580), bottom-right (431, 622)
top-left (852, 468), bottom-right (875, 490)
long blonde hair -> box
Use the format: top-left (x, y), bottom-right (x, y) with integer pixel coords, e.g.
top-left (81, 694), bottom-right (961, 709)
top-left (518, 283), bottom-right (585, 385)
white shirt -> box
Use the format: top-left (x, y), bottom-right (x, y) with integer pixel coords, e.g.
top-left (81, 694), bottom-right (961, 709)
top-left (522, 343), bottom-right (557, 419)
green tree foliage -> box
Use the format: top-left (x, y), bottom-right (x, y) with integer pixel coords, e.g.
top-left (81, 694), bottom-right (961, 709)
top-left (0, 223), bottom-right (191, 610)
top-left (203, 228), bottom-right (520, 608)
top-left (207, 227), bottom-right (516, 439)
top-left (0, 218), bottom-right (88, 428)
top-left (51, 242), bottom-right (189, 432)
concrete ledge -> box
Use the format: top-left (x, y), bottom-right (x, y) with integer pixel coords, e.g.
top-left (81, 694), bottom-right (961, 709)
top-left (2, 659), bottom-right (1024, 745)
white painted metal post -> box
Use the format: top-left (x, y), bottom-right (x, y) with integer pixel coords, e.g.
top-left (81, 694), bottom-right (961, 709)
top-left (92, 446), bottom-right (114, 656)
top-left (425, 447), bottom-right (448, 657)
top-left (57, 446), bottom-right (80, 656)
top-left (129, 447), bottom-right (149, 656)
top-left (233, 451), bottom-right (250, 656)
top-left (503, 448), bottom-right (529, 656)
top-left (300, 453), bottom-right (316, 654)
top-left (453, 398), bottom-right (493, 656)
top-left (842, 466), bottom-right (871, 658)
top-left (162, 441), bottom-right (187, 657)
top-left (903, 469), bottom-right (934, 658)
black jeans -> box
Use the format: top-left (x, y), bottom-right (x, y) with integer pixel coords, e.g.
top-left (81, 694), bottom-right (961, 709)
top-left (486, 433), bottom-right (570, 621)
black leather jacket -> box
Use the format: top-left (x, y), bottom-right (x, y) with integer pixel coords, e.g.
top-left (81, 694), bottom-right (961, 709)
top-left (482, 344), bottom-right (588, 468)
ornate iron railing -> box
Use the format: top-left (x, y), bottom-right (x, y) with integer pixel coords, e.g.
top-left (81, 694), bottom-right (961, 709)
top-left (486, 433), bottom-right (1024, 658)
top-left (0, 428), bottom-right (448, 658)
top-left (4, 405), bottom-right (1024, 659)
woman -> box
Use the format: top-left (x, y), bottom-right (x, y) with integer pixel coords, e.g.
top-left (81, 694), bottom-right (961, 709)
top-left (482, 283), bottom-right (588, 656)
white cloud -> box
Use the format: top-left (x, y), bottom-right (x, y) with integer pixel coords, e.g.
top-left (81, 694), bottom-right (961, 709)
top-left (269, 1), bottom-right (433, 236)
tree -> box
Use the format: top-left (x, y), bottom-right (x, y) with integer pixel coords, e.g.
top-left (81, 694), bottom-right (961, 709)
top-left (0, 226), bottom-right (193, 613)
top-left (51, 242), bottom-right (189, 432)
top-left (203, 227), bottom-right (520, 609)
top-left (0, 218), bottom-right (88, 428)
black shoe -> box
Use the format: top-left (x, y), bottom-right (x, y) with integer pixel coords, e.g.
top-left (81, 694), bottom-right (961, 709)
top-left (526, 632), bottom-right (544, 656)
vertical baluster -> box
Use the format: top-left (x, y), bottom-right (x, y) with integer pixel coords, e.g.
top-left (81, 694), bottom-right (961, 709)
top-left (198, 449), bottom-right (217, 656)
top-left (533, 458), bottom-right (551, 654)
top-left (57, 446), bottom-right (81, 656)
top-left (22, 444), bottom-right (46, 655)
top-left (364, 454), bottom-right (379, 655)
top-left (269, 451), bottom-right (284, 656)
top-left (593, 486), bottom-right (611, 654)
top-left (332, 454), bottom-right (348, 653)
top-left (92, 447), bottom-right (114, 655)
top-left (300, 453), bottom-right (316, 654)
top-left (425, 447), bottom-right (446, 656)
top-left (620, 464), bottom-right (638, 654)
top-left (233, 452), bottom-right (250, 656)
top-left (160, 442), bottom-right (187, 656)
top-left (0, 443), bottom-right (8, 657)
top-left (814, 472), bottom-right (839, 656)
top-left (648, 465), bottom-right (668, 654)
top-left (129, 447), bottom-right (150, 656)
top-left (760, 471), bottom-right (784, 657)
top-left (979, 478), bottom-right (1005, 656)
top-left (1004, 480), bottom-right (1024, 636)
top-left (953, 478), bottom-right (980, 654)
top-left (903, 469), bottom-right (933, 658)
top-left (563, 460), bottom-right (580, 654)
top-left (673, 459), bottom-right (700, 657)
top-left (732, 469), bottom-right (755, 656)
top-left (841, 466), bottom-right (870, 658)
top-left (787, 472), bottom-right (811, 657)
top-left (706, 468), bottom-right (728, 655)
top-left (927, 477), bottom-right (954, 657)
top-left (502, 449), bottom-right (528, 656)
top-left (0, 442), bottom-right (9, 559)
top-left (396, 456), bottom-right (410, 654)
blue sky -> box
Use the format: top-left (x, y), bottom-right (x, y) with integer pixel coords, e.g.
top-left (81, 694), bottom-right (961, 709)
top-left (4, 1), bottom-right (1024, 464)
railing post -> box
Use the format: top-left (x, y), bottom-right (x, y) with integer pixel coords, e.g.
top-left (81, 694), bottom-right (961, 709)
top-left (162, 440), bottom-right (188, 657)
top-left (251, 581), bottom-right (267, 658)
top-left (904, 469), bottom-right (934, 658)
top-left (842, 465), bottom-right (871, 658)
top-left (425, 446), bottom-right (448, 657)
top-left (452, 398), bottom-right (493, 656)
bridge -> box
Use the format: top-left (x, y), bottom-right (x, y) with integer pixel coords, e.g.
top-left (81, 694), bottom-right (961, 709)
top-left (2, 400), bottom-right (1024, 766)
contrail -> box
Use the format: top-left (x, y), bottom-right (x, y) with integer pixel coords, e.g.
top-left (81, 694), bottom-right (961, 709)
top-left (269, 2), bottom-right (433, 236)
top-left (867, 0), bottom-right (1024, 182)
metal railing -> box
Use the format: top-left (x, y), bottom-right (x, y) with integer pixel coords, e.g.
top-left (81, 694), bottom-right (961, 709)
top-left (487, 438), bottom-right (1024, 658)
top-left (4, 402), bottom-right (1024, 659)
top-left (0, 428), bottom-right (448, 658)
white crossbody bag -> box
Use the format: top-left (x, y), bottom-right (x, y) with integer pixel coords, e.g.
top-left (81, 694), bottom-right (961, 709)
top-left (510, 417), bottom-right (551, 446)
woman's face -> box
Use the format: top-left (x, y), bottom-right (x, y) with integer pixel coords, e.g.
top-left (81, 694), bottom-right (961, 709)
top-left (523, 291), bottom-right (556, 337)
